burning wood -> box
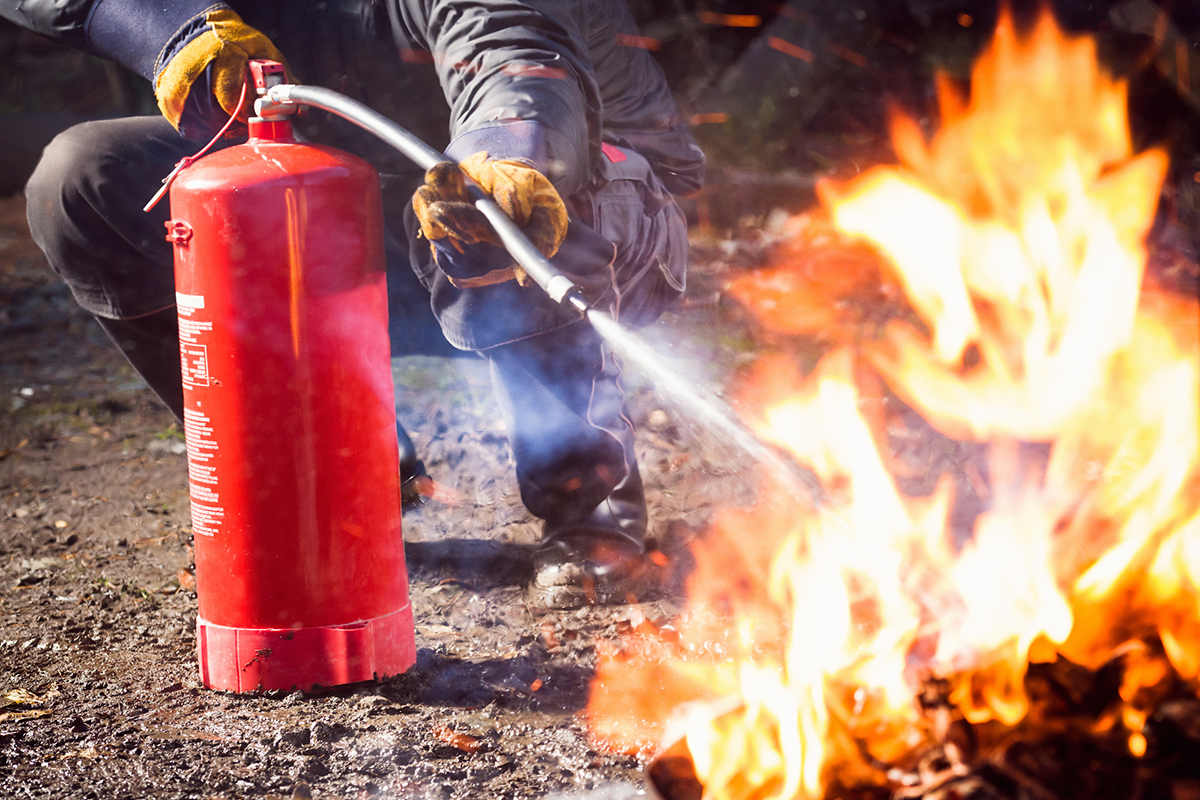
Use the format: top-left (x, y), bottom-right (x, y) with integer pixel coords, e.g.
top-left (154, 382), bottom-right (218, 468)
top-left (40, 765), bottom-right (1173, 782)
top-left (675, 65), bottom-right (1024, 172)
top-left (588, 8), bottom-right (1200, 800)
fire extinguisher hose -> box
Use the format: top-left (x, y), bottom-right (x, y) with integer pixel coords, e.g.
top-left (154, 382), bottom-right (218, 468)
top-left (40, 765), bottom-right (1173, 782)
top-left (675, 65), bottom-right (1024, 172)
top-left (263, 82), bottom-right (828, 509)
top-left (264, 83), bottom-right (590, 314)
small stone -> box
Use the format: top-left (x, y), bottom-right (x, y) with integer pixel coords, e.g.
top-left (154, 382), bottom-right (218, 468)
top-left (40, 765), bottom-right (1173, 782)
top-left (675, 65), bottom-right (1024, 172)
top-left (310, 720), bottom-right (349, 744)
top-left (274, 727), bottom-right (311, 749)
top-left (299, 757), bottom-right (330, 778)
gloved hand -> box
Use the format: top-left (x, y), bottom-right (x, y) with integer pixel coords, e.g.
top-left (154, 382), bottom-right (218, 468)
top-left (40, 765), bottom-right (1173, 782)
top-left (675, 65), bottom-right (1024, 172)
top-left (412, 152), bottom-right (569, 288)
top-left (154, 8), bottom-right (288, 139)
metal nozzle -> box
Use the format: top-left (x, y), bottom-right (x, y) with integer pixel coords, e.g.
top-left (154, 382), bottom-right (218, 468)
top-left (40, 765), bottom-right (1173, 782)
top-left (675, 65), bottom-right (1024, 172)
top-left (565, 291), bottom-right (589, 315)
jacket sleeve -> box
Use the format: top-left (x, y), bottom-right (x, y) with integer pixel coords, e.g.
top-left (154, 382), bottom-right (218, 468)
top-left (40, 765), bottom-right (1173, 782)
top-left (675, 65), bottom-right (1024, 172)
top-left (1, 0), bottom-right (229, 83)
top-left (394, 0), bottom-right (602, 198)
top-left (0, 0), bottom-right (97, 49)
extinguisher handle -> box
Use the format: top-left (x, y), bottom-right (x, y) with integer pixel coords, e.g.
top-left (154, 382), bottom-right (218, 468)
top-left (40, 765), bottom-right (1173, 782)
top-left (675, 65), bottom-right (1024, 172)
top-left (263, 83), bottom-right (588, 314)
top-left (248, 60), bottom-right (288, 93)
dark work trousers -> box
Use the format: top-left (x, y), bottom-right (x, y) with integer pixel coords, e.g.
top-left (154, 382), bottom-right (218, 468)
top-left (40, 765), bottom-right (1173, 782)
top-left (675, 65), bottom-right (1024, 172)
top-left (24, 116), bottom-right (648, 547)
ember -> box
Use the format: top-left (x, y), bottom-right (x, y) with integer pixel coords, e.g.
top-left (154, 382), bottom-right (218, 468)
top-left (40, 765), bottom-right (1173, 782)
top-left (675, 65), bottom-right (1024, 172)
top-left (589, 9), bottom-right (1200, 800)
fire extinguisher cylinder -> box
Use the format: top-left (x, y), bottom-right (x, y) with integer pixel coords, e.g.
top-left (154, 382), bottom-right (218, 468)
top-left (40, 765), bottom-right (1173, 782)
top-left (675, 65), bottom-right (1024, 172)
top-left (167, 97), bottom-right (416, 692)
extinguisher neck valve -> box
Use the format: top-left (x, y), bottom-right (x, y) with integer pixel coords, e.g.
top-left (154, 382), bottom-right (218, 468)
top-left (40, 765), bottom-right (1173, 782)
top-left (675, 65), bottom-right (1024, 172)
top-left (254, 95), bottom-right (296, 120)
top-left (247, 117), bottom-right (295, 142)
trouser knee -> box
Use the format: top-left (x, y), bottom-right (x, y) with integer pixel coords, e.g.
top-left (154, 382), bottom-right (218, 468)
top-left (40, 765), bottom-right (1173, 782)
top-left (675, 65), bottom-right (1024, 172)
top-left (24, 124), bottom-right (97, 259)
top-left (26, 119), bottom-right (199, 420)
top-left (26, 117), bottom-right (199, 320)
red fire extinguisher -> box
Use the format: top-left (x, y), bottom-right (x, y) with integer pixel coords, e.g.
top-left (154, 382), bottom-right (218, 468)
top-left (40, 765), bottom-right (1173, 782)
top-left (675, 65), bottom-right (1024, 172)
top-left (164, 62), bottom-right (415, 692)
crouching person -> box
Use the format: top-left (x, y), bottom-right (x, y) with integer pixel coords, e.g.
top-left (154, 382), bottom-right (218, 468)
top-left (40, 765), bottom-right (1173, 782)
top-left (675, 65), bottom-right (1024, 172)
top-left (9, 0), bottom-right (705, 608)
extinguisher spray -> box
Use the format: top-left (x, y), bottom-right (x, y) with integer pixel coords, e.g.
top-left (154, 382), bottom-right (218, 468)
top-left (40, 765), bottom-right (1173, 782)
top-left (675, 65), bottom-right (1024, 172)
top-left (165, 62), bottom-right (416, 692)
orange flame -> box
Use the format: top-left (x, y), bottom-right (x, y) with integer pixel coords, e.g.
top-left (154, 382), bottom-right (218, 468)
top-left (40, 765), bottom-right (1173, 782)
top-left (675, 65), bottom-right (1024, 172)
top-left (589, 8), bottom-right (1200, 799)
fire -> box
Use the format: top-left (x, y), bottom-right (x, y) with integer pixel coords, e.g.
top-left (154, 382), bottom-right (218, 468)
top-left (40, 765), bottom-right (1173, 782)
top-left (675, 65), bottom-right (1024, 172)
top-left (589, 9), bottom-right (1200, 800)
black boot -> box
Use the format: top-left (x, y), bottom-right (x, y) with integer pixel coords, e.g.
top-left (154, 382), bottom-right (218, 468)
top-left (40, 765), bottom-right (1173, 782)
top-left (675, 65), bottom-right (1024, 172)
top-left (396, 420), bottom-right (429, 510)
top-left (531, 460), bottom-right (649, 608)
top-left (487, 320), bottom-right (650, 609)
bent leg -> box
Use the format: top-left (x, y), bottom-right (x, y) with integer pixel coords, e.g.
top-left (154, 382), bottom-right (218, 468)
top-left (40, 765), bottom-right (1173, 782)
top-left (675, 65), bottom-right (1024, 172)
top-left (26, 117), bottom-right (199, 320)
top-left (94, 310), bottom-right (185, 420)
top-left (488, 320), bottom-right (649, 608)
top-left (25, 117), bottom-right (204, 418)
top-left (487, 320), bottom-right (645, 542)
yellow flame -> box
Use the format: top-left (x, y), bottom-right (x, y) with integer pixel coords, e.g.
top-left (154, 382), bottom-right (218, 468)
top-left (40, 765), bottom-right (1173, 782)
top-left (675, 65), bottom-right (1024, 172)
top-left (588, 10), bottom-right (1200, 800)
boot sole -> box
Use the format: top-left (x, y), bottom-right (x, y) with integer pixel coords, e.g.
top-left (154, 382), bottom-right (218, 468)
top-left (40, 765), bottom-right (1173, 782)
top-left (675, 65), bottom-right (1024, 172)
top-left (527, 564), bottom-right (652, 610)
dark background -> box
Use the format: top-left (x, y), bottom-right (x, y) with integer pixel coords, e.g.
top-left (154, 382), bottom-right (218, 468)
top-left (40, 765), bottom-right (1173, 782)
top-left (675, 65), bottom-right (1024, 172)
top-left (3, 0), bottom-right (1200, 231)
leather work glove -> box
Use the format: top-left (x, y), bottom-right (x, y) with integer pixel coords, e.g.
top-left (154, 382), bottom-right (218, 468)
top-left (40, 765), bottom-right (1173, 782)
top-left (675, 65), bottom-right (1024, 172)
top-left (154, 8), bottom-right (289, 139)
top-left (412, 152), bottom-right (569, 288)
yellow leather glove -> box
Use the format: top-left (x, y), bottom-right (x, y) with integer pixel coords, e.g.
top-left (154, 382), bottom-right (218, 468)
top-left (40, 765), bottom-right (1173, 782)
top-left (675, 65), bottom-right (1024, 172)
top-left (155, 8), bottom-right (288, 131)
top-left (412, 152), bottom-right (569, 287)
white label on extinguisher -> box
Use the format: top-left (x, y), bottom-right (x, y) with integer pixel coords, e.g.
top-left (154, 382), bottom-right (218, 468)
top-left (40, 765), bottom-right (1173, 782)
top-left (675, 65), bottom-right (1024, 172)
top-left (176, 292), bottom-right (205, 309)
top-left (178, 317), bottom-right (213, 387)
top-left (184, 407), bottom-right (223, 537)
top-left (180, 345), bottom-right (210, 387)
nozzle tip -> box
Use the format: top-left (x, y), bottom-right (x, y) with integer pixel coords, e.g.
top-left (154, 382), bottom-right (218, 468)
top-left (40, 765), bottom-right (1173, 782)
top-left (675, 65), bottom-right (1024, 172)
top-left (566, 292), bottom-right (589, 315)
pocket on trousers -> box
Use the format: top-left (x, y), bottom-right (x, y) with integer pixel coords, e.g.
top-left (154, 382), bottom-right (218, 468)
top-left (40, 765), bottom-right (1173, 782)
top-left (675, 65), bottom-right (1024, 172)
top-left (589, 145), bottom-right (688, 328)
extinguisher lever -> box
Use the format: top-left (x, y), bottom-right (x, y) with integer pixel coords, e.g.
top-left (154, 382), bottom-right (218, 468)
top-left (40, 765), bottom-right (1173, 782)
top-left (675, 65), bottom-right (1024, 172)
top-left (262, 82), bottom-right (590, 315)
top-left (248, 60), bottom-right (302, 122)
top-left (248, 60), bottom-right (287, 94)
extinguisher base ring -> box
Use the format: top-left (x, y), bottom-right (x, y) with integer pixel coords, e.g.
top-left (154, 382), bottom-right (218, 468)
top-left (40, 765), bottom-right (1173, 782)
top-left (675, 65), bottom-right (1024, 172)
top-left (196, 604), bottom-right (416, 693)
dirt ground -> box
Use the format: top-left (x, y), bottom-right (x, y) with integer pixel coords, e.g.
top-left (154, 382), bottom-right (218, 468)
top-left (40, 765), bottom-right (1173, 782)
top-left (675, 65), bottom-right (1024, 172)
top-left (0, 191), bottom-right (775, 800)
top-left (2, 151), bottom-right (1197, 800)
